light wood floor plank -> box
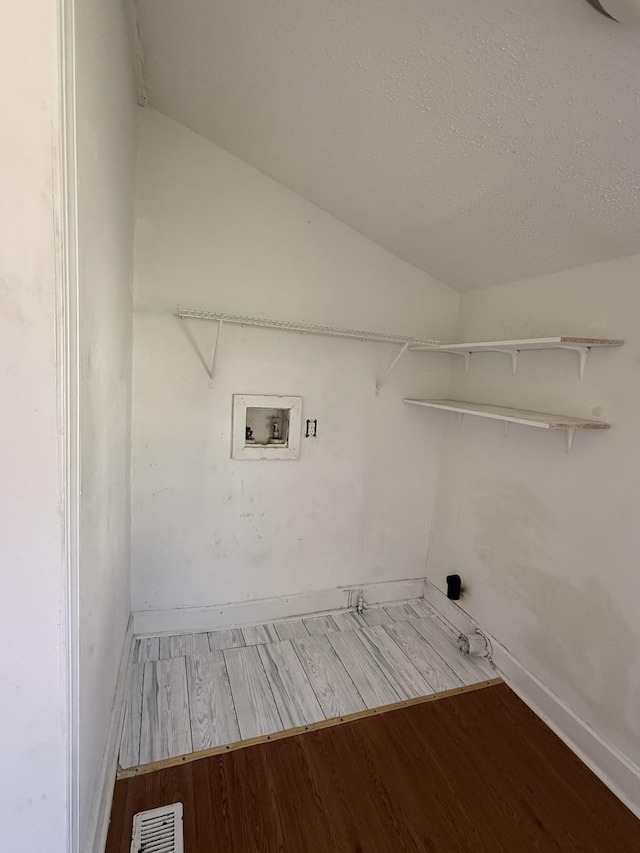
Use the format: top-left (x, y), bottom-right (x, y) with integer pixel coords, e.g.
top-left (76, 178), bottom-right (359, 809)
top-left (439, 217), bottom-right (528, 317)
top-left (119, 662), bottom-right (144, 768)
top-left (139, 658), bottom-right (192, 764)
top-left (292, 636), bottom-right (366, 718)
top-left (327, 629), bottom-right (400, 709)
top-left (274, 618), bottom-right (310, 641)
top-left (158, 636), bottom-right (172, 660)
top-left (361, 607), bottom-right (392, 627)
top-left (331, 611), bottom-right (368, 631)
top-left (418, 614), bottom-right (494, 679)
top-left (167, 633), bottom-right (210, 657)
top-left (384, 621), bottom-right (464, 693)
top-left (207, 628), bottom-right (245, 651)
top-left (135, 637), bottom-right (160, 664)
top-left (408, 602), bottom-right (494, 679)
top-left (408, 618), bottom-right (491, 683)
top-left (258, 640), bottom-right (324, 728)
top-left (223, 646), bottom-right (283, 739)
top-left (185, 651), bottom-right (240, 751)
top-left (242, 623), bottom-right (280, 646)
top-left (408, 600), bottom-right (434, 620)
top-left (354, 626), bottom-right (433, 700)
top-left (384, 603), bottom-right (418, 622)
top-left (303, 615), bottom-right (338, 636)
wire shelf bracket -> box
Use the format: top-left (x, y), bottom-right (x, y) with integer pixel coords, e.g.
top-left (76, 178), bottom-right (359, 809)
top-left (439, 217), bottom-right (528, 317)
top-left (176, 306), bottom-right (439, 390)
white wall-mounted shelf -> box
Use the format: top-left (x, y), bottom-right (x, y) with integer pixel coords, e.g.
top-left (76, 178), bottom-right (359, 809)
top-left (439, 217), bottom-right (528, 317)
top-left (404, 398), bottom-right (611, 452)
top-left (176, 306), bottom-right (439, 391)
top-left (409, 337), bottom-right (623, 378)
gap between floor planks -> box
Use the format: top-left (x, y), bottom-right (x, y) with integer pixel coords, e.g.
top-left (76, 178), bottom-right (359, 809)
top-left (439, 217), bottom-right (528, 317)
top-left (117, 677), bottom-right (503, 779)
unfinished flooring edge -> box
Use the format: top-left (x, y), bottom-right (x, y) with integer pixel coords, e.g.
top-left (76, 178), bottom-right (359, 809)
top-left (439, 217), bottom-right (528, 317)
top-left (117, 677), bottom-right (502, 779)
top-left (422, 580), bottom-right (640, 821)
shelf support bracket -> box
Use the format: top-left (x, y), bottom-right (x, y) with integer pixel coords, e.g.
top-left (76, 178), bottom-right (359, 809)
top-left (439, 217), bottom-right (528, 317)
top-left (576, 347), bottom-right (590, 380)
top-left (209, 319), bottom-right (224, 387)
top-left (566, 428), bottom-right (576, 453)
top-left (376, 342), bottom-right (409, 395)
top-left (485, 348), bottom-right (519, 375)
top-left (504, 422), bottom-right (510, 438)
top-left (443, 351), bottom-right (471, 371)
top-left (556, 345), bottom-right (591, 379)
top-left (457, 412), bottom-right (464, 425)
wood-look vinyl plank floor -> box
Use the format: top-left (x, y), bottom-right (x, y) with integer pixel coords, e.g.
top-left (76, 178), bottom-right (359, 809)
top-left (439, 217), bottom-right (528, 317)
top-left (258, 639), bottom-right (324, 728)
top-left (354, 625), bottom-right (433, 700)
top-left (207, 627), bottom-right (245, 652)
top-left (107, 683), bottom-right (640, 853)
top-left (303, 614), bottom-right (339, 636)
top-left (407, 598), bottom-right (434, 619)
top-left (273, 618), bottom-right (309, 641)
top-left (327, 629), bottom-right (400, 708)
top-left (134, 636), bottom-right (160, 663)
top-left (292, 635), bottom-right (366, 718)
top-left (160, 633), bottom-right (210, 658)
top-left (242, 622), bottom-right (280, 646)
top-left (407, 602), bottom-right (493, 678)
top-left (330, 610), bottom-right (369, 630)
top-left (158, 636), bottom-right (172, 660)
top-left (384, 602), bottom-right (418, 622)
top-left (223, 645), bottom-right (283, 739)
top-left (360, 607), bottom-right (392, 627)
top-left (330, 611), bottom-right (360, 630)
top-left (121, 599), bottom-right (497, 770)
top-left (139, 658), bottom-right (192, 765)
top-left (185, 651), bottom-right (240, 752)
top-left (409, 616), bottom-right (491, 682)
top-left (119, 663), bottom-right (144, 769)
top-left (383, 619), bottom-right (464, 693)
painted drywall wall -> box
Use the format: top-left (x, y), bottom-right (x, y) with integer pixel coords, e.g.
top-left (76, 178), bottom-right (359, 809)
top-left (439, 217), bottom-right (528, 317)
top-left (426, 254), bottom-right (640, 768)
top-left (132, 108), bottom-right (458, 621)
top-left (0, 0), bottom-right (68, 849)
top-left (75, 0), bottom-right (136, 847)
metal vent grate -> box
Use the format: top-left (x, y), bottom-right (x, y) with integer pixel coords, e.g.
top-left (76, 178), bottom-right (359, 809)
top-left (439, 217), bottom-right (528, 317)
top-left (130, 802), bottom-right (184, 853)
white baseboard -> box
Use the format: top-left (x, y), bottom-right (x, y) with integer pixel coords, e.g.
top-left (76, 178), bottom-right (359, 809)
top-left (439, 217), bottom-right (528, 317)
top-left (88, 615), bottom-right (134, 853)
top-left (423, 580), bottom-right (640, 820)
top-left (132, 577), bottom-right (425, 635)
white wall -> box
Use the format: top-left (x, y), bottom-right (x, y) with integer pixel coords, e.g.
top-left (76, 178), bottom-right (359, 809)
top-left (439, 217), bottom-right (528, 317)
top-left (427, 254), bottom-right (640, 769)
top-left (0, 0), bottom-right (68, 849)
top-left (75, 0), bottom-right (136, 849)
top-left (132, 108), bottom-right (459, 624)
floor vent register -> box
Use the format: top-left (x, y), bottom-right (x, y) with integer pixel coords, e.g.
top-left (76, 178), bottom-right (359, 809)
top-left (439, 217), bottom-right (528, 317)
top-left (130, 802), bottom-right (184, 853)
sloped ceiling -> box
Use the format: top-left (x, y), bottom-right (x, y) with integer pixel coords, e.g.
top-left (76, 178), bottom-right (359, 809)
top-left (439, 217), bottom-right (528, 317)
top-left (135, 0), bottom-right (640, 290)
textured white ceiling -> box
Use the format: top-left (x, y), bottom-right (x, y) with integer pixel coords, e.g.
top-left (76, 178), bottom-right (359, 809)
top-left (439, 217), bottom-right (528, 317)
top-left (136, 0), bottom-right (640, 290)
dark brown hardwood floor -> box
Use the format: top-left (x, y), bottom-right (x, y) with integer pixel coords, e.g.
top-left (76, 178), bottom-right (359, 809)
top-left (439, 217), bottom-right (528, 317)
top-left (107, 682), bottom-right (640, 852)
